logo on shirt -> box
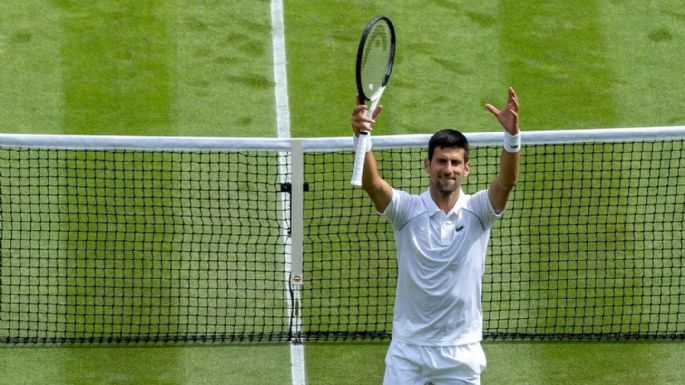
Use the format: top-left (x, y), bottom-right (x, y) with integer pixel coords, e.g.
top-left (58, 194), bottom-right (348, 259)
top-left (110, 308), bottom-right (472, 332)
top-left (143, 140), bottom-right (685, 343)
top-left (454, 224), bottom-right (465, 233)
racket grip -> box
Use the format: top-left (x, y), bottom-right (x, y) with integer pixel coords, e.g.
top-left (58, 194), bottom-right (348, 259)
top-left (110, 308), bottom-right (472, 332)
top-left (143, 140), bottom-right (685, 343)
top-left (350, 131), bottom-right (370, 187)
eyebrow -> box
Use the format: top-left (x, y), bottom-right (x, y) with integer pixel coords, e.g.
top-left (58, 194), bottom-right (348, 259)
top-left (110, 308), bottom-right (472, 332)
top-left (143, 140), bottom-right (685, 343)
top-left (435, 155), bottom-right (464, 162)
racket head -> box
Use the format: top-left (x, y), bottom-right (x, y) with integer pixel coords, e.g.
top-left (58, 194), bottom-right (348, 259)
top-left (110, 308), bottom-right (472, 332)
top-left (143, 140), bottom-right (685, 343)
top-left (355, 16), bottom-right (396, 102)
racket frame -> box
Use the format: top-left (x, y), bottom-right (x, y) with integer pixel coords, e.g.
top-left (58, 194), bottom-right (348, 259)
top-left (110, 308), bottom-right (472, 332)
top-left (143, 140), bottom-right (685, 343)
top-left (351, 16), bottom-right (396, 187)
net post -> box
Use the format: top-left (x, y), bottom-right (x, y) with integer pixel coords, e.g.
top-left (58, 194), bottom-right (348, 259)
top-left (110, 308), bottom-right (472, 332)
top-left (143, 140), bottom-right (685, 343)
top-left (290, 139), bottom-right (304, 285)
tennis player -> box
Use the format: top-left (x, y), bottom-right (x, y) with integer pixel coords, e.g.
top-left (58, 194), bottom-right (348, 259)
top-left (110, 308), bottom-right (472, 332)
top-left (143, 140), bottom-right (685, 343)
top-left (350, 87), bottom-right (520, 385)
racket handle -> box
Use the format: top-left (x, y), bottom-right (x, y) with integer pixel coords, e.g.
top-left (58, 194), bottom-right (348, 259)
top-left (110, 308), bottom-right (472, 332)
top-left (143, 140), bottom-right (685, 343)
top-left (350, 131), bottom-right (370, 187)
top-left (350, 90), bottom-right (383, 187)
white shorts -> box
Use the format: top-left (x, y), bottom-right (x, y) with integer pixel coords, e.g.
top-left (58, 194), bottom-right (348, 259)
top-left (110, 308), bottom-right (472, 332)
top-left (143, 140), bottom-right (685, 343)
top-left (383, 340), bottom-right (487, 385)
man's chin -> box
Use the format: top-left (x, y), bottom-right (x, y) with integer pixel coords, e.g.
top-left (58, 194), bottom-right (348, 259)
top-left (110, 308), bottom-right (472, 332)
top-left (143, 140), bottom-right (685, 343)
top-left (437, 181), bottom-right (458, 193)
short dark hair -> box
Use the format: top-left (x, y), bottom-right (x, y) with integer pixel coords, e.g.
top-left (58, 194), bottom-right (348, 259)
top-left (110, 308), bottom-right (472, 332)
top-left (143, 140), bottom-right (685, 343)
top-left (428, 129), bottom-right (469, 161)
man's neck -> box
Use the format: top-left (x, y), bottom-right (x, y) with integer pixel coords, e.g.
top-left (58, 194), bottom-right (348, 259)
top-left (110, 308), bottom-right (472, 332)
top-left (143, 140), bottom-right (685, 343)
top-left (429, 187), bottom-right (460, 213)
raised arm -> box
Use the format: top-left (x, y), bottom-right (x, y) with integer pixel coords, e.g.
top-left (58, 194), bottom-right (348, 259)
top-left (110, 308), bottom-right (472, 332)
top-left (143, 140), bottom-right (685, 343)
top-left (485, 87), bottom-right (521, 214)
top-left (351, 97), bottom-right (394, 213)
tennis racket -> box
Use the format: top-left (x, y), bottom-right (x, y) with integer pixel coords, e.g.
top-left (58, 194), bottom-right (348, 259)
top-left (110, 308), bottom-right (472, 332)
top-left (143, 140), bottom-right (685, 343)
top-left (350, 15), bottom-right (396, 187)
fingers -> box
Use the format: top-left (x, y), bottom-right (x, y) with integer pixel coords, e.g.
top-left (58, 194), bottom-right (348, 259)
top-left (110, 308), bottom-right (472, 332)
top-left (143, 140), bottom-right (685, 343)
top-left (352, 95), bottom-right (385, 135)
top-left (508, 87), bottom-right (519, 111)
top-left (371, 104), bottom-right (384, 120)
top-left (351, 101), bottom-right (379, 136)
top-left (486, 87), bottom-right (519, 115)
top-left (485, 88), bottom-right (520, 134)
top-left (510, 109), bottom-right (519, 124)
top-left (508, 87), bottom-right (517, 100)
top-left (484, 103), bottom-right (500, 116)
top-left (507, 111), bottom-right (520, 135)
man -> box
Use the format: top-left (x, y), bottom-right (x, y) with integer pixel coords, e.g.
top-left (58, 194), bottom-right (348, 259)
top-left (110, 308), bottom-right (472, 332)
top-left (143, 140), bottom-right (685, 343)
top-left (350, 88), bottom-right (520, 385)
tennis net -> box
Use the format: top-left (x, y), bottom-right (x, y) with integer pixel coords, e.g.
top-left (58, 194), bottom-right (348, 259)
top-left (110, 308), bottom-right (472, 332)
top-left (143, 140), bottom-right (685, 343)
top-left (0, 127), bottom-right (683, 344)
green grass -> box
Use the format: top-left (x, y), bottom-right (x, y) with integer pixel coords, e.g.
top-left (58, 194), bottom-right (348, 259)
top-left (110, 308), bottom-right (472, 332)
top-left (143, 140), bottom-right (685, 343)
top-left (0, 344), bottom-right (290, 385)
top-left (482, 341), bottom-right (685, 385)
top-left (285, 0), bottom-right (685, 136)
top-left (60, 1), bottom-right (175, 135)
top-left (0, 0), bottom-right (276, 136)
top-left (0, 1), bottom-right (64, 133)
top-left (1, 0), bottom-right (685, 384)
top-left (305, 341), bottom-right (685, 385)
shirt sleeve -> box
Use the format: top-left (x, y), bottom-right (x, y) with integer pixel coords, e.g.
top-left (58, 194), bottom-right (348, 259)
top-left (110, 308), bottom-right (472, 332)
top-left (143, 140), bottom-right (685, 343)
top-left (381, 189), bottom-right (410, 230)
top-left (467, 189), bottom-right (502, 231)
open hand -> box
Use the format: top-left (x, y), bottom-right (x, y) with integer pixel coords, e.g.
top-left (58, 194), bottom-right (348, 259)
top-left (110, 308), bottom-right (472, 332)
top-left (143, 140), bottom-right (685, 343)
top-left (485, 87), bottom-right (519, 134)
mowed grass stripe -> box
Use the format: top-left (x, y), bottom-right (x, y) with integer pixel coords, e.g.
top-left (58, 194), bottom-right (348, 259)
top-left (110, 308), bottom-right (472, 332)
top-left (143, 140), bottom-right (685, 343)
top-left (0, 344), bottom-right (291, 385)
top-left (285, 1), bottom-right (506, 137)
top-left (600, 1), bottom-right (685, 127)
top-left (60, 1), bottom-right (173, 135)
top-left (0, 1), bottom-right (64, 133)
top-left (56, 1), bottom-right (177, 341)
top-left (170, 1), bottom-right (276, 137)
top-left (498, 1), bottom-right (617, 130)
top-left (0, 1), bottom-right (278, 137)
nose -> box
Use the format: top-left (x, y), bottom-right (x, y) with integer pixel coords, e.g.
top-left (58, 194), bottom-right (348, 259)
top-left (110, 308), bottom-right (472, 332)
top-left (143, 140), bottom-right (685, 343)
top-left (442, 168), bottom-right (456, 178)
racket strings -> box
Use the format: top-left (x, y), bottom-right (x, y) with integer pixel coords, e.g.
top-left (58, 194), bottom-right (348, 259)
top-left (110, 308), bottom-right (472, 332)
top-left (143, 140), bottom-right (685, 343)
top-left (360, 23), bottom-right (392, 99)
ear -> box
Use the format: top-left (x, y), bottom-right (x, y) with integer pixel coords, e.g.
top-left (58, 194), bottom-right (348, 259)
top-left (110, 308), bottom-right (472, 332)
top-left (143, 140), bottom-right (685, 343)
top-left (423, 158), bottom-right (430, 174)
top-left (464, 161), bottom-right (471, 176)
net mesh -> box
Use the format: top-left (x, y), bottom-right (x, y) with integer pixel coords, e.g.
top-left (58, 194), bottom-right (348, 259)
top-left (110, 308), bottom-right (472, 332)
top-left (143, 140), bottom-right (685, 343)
top-left (0, 132), bottom-right (683, 344)
top-left (0, 149), bottom-right (290, 344)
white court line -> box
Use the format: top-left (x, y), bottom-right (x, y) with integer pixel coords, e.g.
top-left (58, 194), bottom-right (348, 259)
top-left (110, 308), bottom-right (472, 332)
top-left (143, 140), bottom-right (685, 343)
top-left (271, 0), bottom-right (292, 140)
top-left (270, 1), bottom-right (306, 385)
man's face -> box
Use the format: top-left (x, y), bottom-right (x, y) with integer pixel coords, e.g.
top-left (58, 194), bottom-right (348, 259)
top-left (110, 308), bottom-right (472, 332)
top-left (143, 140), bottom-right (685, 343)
top-left (424, 146), bottom-right (470, 194)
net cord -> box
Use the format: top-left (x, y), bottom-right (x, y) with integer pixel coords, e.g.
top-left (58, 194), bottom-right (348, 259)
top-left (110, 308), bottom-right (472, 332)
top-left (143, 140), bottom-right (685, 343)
top-left (0, 126), bottom-right (683, 152)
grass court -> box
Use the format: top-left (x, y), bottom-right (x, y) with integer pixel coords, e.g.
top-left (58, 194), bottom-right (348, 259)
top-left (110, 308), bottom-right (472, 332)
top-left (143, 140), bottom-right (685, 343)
top-left (1, 1), bottom-right (684, 384)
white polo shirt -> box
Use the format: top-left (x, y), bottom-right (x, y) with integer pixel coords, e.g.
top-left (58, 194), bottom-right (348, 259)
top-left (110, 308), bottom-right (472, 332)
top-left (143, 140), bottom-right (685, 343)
top-left (383, 188), bottom-right (501, 346)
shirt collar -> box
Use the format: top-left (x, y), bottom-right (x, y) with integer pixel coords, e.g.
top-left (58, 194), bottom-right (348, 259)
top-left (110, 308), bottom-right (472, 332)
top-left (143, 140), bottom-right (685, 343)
top-left (421, 188), bottom-right (465, 218)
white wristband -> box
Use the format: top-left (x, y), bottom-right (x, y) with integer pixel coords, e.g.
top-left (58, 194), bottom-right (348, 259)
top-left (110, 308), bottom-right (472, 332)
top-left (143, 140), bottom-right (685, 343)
top-left (503, 131), bottom-right (521, 153)
top-left (353, 133), bottom-right (373, 153)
